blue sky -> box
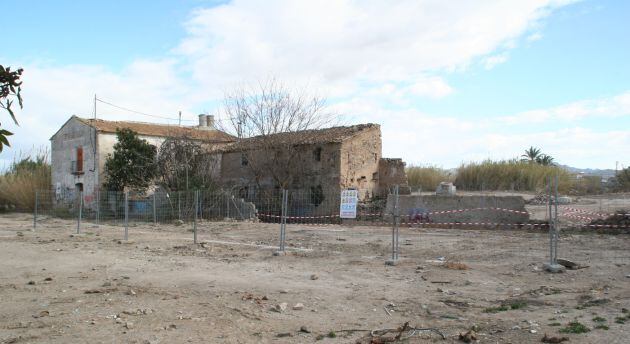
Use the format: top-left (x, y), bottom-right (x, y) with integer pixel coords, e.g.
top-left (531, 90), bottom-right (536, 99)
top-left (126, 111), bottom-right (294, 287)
top-left (2, 0), bottom-right (629, 169)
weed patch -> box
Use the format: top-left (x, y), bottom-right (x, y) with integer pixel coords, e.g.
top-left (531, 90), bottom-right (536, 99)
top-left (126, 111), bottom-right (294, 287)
top-left (559, 321), bottom-right (590, 334)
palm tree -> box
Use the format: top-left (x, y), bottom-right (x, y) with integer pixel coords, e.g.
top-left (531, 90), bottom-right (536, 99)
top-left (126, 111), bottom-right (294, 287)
top-left (536, 154), bottom-right (555, 166)
top-left (521, 146), bottom-right (542, 163)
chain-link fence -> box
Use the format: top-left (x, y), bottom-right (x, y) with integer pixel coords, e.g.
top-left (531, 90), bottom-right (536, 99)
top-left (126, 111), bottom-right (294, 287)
top-left (24, 182), bottom-right (630, 266)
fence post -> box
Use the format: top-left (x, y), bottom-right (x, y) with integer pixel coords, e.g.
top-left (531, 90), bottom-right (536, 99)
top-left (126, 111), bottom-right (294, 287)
top-left (386, 185), bottom-right (400, 265)
top-left (553, 174), bottom-right (559, 263)
top-left (33, 190), bottom-right (38, 230)
top-left (77, 190), bottom-right (83, 234)
top-left (226, 193), bottom-right (230, 219)
top-left (124, 191), bottom-right (129, 241)
top-left (153, 192), bottom-right (157, 225)
top-left (274, 189), bottom-right (287, 256)
top-left (178, 192), bottom-right (181, 221)
top-left (193, 190), bottom-right (198, 244)
top-left (544, 175), bottom-right (563, 272)
top-left (95, 189), bottom-right (100, 226)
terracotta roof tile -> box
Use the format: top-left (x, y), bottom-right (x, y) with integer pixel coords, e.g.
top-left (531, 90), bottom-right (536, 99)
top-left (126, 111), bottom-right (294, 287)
top-left (76, 117), bottom-right (236, 143)
top-left (221, 123), bottom-right (379, 152)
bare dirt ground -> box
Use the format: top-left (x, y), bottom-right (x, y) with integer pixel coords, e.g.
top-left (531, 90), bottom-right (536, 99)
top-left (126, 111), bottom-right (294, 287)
top-left (1, 213), bottom-right (629, 343)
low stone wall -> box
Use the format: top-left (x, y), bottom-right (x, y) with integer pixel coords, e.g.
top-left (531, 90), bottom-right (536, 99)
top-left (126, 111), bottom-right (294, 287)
top-left (385, 194), bottom-right (529, 224)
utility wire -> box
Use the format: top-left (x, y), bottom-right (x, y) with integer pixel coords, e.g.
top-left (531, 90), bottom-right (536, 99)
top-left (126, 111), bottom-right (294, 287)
top-left (95, 98), bottom-right (196, 122)
top-left (94, 97), bottom-right (239, 124)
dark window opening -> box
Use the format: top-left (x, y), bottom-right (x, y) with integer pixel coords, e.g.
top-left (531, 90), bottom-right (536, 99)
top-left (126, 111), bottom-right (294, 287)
top-left (75, 183), bottom-right (83, 192)
top-left (241, 154), bottom-right (248, 166)
top-left (310, 185), bottom-right (324, 206)
top-left (372, 172), bottom-right (379, 180)
top-left (313, 147), bottom-right (322, 161)
top-left (239, 186), bottom-right (249, 199)
top-left (72, 146), bottom-right (84, 174)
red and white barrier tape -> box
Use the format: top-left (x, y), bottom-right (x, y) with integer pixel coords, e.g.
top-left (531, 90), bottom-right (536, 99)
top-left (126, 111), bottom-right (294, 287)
top-left (560, 212), bottom-right (593, 221)
top-left (358, 207), bottom-right (529, 218)
top-left (257, 213), bottom-right (340, 220)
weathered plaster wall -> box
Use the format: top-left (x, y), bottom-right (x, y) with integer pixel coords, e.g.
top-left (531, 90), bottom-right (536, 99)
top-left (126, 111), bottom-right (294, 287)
top-left (51, 118), bottom-right (98, 202)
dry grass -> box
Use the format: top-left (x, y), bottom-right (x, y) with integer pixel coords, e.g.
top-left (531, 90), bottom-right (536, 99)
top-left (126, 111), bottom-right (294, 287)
top-left (454, 159), bottom-right (572, 193)
top-left (0, 150), bottom-right (50, 211)
top-left (406, 165), bottom-right (453, 192)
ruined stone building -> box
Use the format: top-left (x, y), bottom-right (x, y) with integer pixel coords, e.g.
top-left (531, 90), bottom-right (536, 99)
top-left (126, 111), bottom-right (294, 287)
top-left (219, 123), bottom-right (408, 203)
top-left (50, 115), bottom-right (235, 204)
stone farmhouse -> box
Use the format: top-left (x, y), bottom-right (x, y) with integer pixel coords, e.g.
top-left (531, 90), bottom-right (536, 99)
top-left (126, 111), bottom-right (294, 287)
top-left (50, 114), bottom-right (234, 204)
top-left (50, 116), bottom-right (407, 209)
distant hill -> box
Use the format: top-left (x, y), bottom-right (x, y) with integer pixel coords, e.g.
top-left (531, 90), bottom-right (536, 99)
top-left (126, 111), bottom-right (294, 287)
top-left (559, 165), bottom-right (617, 178)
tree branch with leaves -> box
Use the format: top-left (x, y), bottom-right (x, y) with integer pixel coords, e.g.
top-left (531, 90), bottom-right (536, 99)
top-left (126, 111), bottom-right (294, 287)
top-left (104, 128), bottom-right (157, 191)
top-left (0, 65), bottom-right (24, 152)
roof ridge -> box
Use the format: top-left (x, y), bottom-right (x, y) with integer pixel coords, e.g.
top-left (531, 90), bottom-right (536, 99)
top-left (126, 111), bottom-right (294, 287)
top-left (78, 116), bottom-right (195, 129)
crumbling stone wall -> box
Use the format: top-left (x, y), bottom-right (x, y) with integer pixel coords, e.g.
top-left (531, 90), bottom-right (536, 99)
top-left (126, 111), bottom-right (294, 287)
top-left (378, 158), bottom-right (409, 196)
top-left (339, 126), bottom-right (381, 199)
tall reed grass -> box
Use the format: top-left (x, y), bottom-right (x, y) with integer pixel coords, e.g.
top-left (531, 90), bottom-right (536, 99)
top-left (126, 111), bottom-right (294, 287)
top-left (406, 165), bottom-right (453, 191)
top-left (454, 159), bottom-right (572, 193)
top-left (0, 149), bottom-right (51, 211)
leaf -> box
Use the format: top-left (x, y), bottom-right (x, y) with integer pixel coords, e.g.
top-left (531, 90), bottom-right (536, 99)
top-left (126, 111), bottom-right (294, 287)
top-left (0, 133), bottom-right (11, 146)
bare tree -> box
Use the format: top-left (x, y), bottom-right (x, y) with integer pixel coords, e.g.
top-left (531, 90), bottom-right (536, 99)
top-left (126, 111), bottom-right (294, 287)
top-left (156, 135), bottom-right (220, 191)
top-left (218, 79), bottom-right (334, 190)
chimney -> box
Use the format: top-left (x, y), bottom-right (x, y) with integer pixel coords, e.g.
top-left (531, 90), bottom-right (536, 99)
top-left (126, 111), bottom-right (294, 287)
top-left (206, 115), bottom-right (215, 130)
top-left (198, 114), bottom-right (207, 128)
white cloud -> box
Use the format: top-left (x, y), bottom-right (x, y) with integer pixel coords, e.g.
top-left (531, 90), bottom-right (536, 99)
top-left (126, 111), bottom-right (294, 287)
top-left (3, 0), bottom-right (587, 168)
top-left (176, 0), bottom-right (570, 97)
top-left (330, 91), bottom-right (630, 169)
top-left (0, 59), bottom-right (197, 166)
top-left (502, 91), bottom-right (630, 124)
top-left (483, 52), bottom-right (509, 70)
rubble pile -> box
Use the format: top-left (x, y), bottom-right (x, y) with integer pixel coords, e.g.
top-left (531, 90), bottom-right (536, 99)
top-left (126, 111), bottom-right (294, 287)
top-left (527, 193), bottom-right (550, 205)
top-left (589, 210), bottom-right (630, 227)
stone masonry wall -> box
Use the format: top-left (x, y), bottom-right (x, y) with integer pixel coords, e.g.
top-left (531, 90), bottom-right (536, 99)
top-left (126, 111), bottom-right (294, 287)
top-left (339, 126), bottom-right (381, 199)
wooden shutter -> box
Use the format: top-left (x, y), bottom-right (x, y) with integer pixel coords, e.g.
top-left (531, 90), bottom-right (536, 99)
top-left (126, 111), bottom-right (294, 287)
top-left (76, 147), bottom-right (83, 172)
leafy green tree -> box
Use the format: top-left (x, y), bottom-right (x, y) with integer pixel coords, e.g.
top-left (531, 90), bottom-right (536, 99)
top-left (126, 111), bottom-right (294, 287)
top-left (535, 154), bottom-right (555, 166)
top-left (0, 65), bottom-right (24, 152)
top-left (521, 147), bottom-right (555, 166)
top-left (104, 128), bottom-right (157, 191)
top-left (521, 146), bottom-right (542, 163)
top-left (614, 167), bottom-right (630, 192)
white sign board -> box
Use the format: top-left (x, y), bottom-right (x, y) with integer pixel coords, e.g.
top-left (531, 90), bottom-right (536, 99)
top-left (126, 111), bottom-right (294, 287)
top-left (340, 189), bottom-right (359, 219)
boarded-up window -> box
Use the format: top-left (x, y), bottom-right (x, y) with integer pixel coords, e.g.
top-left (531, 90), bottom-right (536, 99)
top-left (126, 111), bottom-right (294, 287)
top-left (76, 147), bottom-right (83, 172)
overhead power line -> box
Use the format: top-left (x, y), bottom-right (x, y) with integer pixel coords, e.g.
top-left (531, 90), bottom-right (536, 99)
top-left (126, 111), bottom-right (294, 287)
top-left (95, 97), bottom-right (196, 122)
top-left (94, 97), bottom-right (239, 124)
